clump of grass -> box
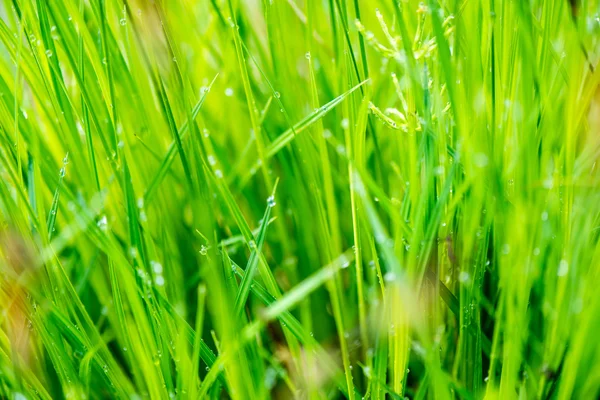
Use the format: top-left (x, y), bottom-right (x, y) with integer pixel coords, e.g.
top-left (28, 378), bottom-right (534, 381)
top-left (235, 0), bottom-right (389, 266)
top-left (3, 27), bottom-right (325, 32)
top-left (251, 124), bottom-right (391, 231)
top-left (1, 0), bottom-right (600, 398)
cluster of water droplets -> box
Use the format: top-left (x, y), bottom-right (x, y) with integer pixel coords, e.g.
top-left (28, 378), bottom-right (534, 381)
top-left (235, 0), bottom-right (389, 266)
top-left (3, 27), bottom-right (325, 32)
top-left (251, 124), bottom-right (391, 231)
top-left (137, 197), bottom-right (147, 222)
top-left (199, 245), bottom-right (208, 256)
top-left (151, 260), bottom-right (165, 286)
top-left (59, 152), bottom-right (69, 178)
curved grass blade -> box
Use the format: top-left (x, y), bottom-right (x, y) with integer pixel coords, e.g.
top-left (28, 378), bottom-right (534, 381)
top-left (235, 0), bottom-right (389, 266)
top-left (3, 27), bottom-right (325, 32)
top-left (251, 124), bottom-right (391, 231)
top-left (233, 182), bottom-right (278, 317)
top-left (144, 74), bottom-right (218, 204)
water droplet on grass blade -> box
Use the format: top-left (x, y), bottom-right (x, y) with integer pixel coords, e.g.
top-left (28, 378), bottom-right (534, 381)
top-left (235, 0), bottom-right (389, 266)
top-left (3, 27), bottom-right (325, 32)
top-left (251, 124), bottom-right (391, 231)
top-left (557, 260), bottom-right (569, 277)
top-left (384, 272), bottom-right (397, 282)
top-left (267, 195), bottom-right (276, 207)
top-left (97, 215), bottom-right (108, 230)
top-left (151, 261), bottom-right (163, 274)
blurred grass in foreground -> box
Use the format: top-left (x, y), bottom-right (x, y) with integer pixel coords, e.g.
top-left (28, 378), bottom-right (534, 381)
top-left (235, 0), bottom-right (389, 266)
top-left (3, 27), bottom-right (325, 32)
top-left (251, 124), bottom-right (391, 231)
top-left (1, 0), bottom-right (600, 398)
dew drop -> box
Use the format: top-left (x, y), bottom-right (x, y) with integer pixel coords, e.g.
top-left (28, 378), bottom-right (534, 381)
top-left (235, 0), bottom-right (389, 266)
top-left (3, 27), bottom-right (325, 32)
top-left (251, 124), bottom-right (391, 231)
top-left (384, 272), bottom-right (397, 282)
top-left (557, 259), bottom-right (569, 277)
top-left (97, 215), bottom-right (108, 230)
top-left (151, 261), bottom-right (163, 274)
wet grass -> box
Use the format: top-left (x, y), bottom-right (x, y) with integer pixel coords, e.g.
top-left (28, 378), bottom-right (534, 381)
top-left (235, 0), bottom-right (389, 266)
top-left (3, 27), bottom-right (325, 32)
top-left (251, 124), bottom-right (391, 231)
top-left (1, 0), bottom-right (600, 398)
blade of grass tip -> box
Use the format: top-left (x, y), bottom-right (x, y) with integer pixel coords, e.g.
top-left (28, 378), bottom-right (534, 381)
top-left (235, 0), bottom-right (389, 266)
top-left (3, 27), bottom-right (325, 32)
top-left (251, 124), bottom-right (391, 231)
top-left (240, 40), bottom-right (297, 137)
top-left (144, 74), bottom-right (218, 204)
top-left (47, 153), bottom-right (68, 240)
top-left (216, 217), bottom-right (276, 249)
top-left (266, 79), bottom-right (369, 158)
top-left (236, 38), bottom-right (294, 259)
top-left (234, 180), bottom-right (279, 317)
